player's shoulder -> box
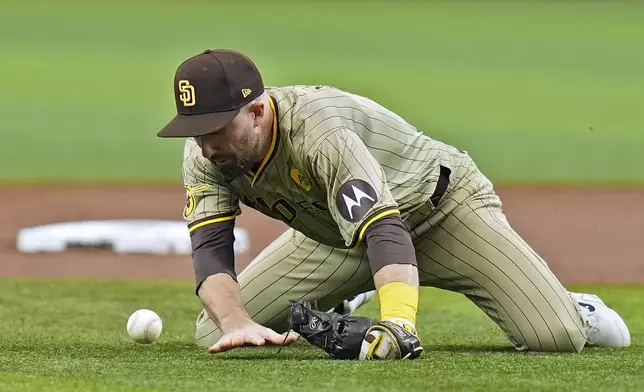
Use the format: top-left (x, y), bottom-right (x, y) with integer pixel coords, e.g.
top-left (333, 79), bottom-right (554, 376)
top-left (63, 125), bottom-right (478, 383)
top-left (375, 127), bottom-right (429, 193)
top-left (267, 85), bottom-right (366, 151)
top-left (266, 85), bottom-right (327, 102)
top-left (268, 84), bottom-right (357, 112)
top-left (266, 84), bottom-right (362, 117)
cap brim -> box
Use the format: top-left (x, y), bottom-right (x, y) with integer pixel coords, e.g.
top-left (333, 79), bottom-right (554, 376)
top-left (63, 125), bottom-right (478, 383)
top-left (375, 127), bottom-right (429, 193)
top-left (157, 109), bottom-right (240, 138)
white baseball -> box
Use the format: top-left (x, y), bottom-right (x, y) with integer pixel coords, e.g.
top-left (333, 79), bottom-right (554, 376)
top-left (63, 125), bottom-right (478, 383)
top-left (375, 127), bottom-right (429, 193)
top-left (126, 309), bottom-right (163, 344)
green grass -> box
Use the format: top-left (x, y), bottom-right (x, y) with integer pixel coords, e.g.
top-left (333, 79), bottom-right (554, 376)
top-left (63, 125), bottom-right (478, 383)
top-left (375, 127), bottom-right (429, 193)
top-left (0, 1), bottom-right (643, 184)
top-left (0, 279), bottom-right (642, 391)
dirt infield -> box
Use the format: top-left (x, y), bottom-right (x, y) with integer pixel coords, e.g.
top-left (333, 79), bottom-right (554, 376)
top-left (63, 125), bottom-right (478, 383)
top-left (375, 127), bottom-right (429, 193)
top-left (1, 185), bottom-right (642, 284)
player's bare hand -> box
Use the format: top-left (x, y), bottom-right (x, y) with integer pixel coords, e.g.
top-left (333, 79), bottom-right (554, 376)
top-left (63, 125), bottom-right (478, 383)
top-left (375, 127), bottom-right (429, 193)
top-left (207, 322), bottom-right (297, 353)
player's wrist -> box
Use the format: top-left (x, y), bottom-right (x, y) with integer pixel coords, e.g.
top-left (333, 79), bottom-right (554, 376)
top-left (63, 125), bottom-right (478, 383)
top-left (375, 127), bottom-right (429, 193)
top-left (219, 313), bottom-right (255, 333)
top-left (377, 281), bottom-right (419, 326)
top-left (199, 274), bottom-right (254, 333)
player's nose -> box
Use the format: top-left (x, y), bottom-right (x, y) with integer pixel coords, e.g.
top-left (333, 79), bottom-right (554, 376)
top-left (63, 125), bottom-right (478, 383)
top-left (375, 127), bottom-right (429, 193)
top-left (201, 144), bottom-right (219, 161)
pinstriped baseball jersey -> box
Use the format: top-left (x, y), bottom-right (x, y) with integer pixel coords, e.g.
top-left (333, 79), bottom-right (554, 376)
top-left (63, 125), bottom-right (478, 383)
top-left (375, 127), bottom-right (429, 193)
top-left (182, 85), bottom-right (474, 248)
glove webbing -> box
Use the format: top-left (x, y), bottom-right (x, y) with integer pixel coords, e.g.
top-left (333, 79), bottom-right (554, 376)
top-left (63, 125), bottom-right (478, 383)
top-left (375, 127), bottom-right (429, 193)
top-left (277, 302), bottom-right (353, 354)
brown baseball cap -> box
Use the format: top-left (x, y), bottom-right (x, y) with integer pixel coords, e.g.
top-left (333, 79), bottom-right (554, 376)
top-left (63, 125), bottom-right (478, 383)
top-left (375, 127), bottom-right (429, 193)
top-left (157, 49), bottom-right (264, 138)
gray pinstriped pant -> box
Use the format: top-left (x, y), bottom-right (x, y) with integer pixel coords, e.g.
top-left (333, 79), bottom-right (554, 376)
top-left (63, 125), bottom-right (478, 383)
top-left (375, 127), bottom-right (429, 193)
top-left (195, 161), bottom-right (587, 352)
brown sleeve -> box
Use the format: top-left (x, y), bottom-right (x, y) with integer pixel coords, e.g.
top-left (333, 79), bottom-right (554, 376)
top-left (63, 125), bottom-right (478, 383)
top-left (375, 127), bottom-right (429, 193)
top-left (190, 219), bottom-right (237, 296)
top-left (363, 214), bottom-right (417, 274)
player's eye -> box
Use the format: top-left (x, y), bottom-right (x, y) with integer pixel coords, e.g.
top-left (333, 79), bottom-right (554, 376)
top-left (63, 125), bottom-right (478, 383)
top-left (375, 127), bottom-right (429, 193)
top-left (212, 127), bottom-right (226, 136)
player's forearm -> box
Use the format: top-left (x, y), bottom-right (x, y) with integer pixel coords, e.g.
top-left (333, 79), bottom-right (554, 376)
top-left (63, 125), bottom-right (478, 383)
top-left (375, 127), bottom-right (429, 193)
top-left (373, 264), bottom-right (419, 289)
top-left (198, 274), bottom-right (253, 332)
top-left (191, 220), bottom-right (237, 293)
top-left (364, 215), bottom-right (419, 326)
top-left (190, 221), bottom-right (251, 332)
top-left (365, 215), bottom-right (419, 289)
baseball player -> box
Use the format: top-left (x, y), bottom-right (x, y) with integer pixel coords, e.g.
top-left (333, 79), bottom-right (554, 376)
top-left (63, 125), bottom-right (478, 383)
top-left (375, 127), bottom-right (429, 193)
top-left (157, 49), bottom-right (630, 359)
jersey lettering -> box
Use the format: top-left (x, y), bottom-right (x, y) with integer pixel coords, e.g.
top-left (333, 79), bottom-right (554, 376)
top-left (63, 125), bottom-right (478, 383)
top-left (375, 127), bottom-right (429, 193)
top-left (242, 196), bottom-right (298, 224)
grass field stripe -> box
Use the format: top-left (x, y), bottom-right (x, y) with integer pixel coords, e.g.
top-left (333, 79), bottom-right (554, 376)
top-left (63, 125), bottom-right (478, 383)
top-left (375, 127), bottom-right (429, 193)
top-left (2, 278), bottom-right (640, 390)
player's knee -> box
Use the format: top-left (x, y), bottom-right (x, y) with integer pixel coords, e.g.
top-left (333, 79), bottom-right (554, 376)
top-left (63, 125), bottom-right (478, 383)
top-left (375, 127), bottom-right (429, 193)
top-left (531, 320), bottom-right (587, 353)
top-left (194, 308), bottom-right (221, 348)
top-left (554, 322), bottom-right (587, 353)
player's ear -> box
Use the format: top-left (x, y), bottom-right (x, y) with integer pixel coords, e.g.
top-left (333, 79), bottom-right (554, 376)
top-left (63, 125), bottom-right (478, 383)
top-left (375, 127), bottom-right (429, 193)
top-left (249, 100), bottom-right (264, 127)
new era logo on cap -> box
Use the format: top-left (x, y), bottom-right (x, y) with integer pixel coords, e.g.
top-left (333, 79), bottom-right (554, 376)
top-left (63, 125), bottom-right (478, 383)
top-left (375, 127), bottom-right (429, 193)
top-left (157, 48), bottom-right (265, 138)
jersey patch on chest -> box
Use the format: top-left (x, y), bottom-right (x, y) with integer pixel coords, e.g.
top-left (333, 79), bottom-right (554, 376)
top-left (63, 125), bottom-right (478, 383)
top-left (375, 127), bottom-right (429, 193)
top-left (336, 180), bottom-right (377, 222)
top-left (290, 168), bottom-right (311, 191)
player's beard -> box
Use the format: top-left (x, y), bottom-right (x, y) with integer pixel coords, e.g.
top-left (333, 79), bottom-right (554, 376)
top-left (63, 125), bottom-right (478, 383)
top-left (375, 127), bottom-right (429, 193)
top-left (218, 157), bottom-right (252, 183)
top-left (216, 132), bottom-right (257, 183)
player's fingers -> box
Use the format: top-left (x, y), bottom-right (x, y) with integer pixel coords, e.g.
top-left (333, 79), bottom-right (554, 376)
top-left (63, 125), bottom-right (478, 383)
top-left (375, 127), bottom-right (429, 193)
top-left (208, 334), bottom-right (237, 353)
top-left (231, 335), bottom-right (246, 348)
top-left (208, 329), bottom-right (285, 353)
top-left (208, 342), bottom-right (225, 353)
top-left (208, 339), bottom-right (230, 353)
top-left (265, 330), bottom-right (297, 345)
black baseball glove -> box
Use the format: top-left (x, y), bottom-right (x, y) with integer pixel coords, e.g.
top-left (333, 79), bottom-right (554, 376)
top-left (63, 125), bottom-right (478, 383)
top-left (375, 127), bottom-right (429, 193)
top-left (286, 299), bottom-right (376, 360)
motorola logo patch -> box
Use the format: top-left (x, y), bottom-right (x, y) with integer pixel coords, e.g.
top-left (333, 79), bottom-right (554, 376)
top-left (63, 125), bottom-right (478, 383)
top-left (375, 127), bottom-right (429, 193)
top-left (336, 179), bottom-right (378, 222)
